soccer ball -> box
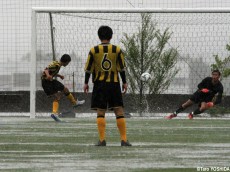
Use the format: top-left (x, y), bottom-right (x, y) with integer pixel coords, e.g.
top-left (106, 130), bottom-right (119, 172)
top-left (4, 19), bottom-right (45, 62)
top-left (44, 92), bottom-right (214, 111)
top-left (140, 72), bottom-right (151, 82)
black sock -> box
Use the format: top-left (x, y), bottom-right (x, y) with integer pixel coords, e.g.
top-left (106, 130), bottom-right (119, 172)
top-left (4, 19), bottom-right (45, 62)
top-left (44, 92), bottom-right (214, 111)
top-left (174, 106), bottom-right (184, 115)
top-left (193, 108), bottom-right (204, 115)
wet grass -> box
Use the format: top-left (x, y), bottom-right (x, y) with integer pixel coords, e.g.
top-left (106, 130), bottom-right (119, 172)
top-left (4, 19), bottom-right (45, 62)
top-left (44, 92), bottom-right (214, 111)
top-left (0, 117), bottom-right (229, 171)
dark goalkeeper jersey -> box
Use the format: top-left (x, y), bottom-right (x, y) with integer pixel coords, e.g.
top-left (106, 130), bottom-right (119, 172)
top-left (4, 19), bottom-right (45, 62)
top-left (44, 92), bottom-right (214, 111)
top-left (197, 77), bottom-right (224, 104)
top-left (84, 43), bottom-right (126, 83)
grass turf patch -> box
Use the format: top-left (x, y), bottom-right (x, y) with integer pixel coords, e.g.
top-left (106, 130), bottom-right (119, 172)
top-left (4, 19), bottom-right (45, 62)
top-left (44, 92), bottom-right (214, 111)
top-left (0, 117), bottom-right (229, 171)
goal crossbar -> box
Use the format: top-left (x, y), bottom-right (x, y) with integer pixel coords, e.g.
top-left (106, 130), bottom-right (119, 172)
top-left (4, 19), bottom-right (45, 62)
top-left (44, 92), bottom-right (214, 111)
top-left (32, 7), bottom-right (230, 13)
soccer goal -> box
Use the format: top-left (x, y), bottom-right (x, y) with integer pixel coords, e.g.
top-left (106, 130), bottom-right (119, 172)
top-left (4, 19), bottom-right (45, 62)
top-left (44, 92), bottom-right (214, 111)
top-left (31, 7), bottom-right (230, 118)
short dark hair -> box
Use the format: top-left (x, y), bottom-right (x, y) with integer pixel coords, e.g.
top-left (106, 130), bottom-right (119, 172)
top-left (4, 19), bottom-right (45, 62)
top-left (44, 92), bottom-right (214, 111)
top-left (98, 25), bottom-right (113, 40)
top-left (212, 69), bottom-right (221, 76)
top-left (60, 54), bottom-right (71, 63)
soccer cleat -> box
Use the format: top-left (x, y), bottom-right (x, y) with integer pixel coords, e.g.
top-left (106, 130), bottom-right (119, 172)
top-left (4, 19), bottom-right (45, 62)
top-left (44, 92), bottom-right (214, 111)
top-left (188, 113), bottom-right (193, 119)
top-left (121, 140), bottom-right (132, 146)
top-left (95, 140), bottom-right (106, 146)
top-left (73, 99), bottom-right (85, 109)
top-left (165, 113), bottom-right (177, 119)
top-left (51, 114), bottom-right (62, 122)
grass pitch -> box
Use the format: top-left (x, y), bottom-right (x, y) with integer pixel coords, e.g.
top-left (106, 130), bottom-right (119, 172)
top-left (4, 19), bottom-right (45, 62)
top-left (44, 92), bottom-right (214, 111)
top-left (0, 117), bottom-right (229, 172)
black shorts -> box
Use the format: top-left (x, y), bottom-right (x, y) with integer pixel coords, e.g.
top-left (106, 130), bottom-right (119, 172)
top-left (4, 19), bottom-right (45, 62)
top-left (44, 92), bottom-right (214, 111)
top-left (91, 81), bottom-right (123, 110)
top-left (190, 91), bottom-right (213, 103)
top-left (42, 79), bottom-right (64, 96)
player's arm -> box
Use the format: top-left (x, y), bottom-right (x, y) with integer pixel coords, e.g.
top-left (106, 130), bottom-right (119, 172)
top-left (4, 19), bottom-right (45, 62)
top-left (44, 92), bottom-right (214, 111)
top-left (84, 50), bottom-right (94, 93)
top-left (56, 74), bottom-right (64, 80)
top-left (84, 72), bottom-right (91, 93)
top-left (84, 72), bottom-right (91, 82)
top-left (44, 68), bottom-right (52, 80)
top-left (117, 49), bottom-right (127, 94)
top-left (214, 86), bottom-right (224, 105)
top-left (120, 70), bottom-right (127, 94)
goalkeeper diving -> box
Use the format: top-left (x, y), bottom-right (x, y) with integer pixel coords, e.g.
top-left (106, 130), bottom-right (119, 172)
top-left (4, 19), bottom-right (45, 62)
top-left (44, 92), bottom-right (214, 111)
top-left (165, 69), bottom-right (223, 119)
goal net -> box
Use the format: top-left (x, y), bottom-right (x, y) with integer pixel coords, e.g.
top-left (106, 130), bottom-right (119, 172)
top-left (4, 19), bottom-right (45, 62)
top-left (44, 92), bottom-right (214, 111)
top-left (31, 8), bottom-right (230, 118)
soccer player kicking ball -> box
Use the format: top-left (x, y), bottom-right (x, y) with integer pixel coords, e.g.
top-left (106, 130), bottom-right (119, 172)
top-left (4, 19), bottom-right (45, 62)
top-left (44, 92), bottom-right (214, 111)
top-left (84, 26), bottom-right (132, 146)
top-left (41, 54), bottom-right (85, 122)
top-left (165, 70), bottom-right (223, 119)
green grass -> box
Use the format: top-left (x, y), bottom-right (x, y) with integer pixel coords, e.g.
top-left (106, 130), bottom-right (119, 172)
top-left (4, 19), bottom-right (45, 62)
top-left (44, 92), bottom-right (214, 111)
top-left (0, 117), bottom-right (230, 171)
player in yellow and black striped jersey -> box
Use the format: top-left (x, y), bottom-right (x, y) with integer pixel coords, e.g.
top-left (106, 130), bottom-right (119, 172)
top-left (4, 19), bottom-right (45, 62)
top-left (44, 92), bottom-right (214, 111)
top-left (41, 54), bottom-right (85, 122)
top-left (84, 26), bottom-right (131, 146)
top-left (41, 61), bottom-right (62, 81)
top-left (84, 43), bottom-right (126, 83)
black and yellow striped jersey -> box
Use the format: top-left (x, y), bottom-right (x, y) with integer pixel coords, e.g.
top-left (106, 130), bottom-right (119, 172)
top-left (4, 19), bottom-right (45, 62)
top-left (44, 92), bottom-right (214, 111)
top-left (41, 61), bottom-right (61, 80)
top-left (84, 43), bottom-right (126, 83)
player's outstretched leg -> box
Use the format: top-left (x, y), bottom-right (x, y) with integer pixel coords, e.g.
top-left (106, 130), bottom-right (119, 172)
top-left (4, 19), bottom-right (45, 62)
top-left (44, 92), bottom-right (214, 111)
top-left (165, 105), bottom-right (185, 119)
top-left (165, 113), bottom-right (177, 119)
top-left (64, 87), bottom-right (85, 109)
top-left (188, 113), bottom-right (193, 119)
top-left (63, 88), bottom-right (85, 108)
top-left (188, 108), bottom-right (204, 119)
top-left (73, 99), bottom-right (85, 109)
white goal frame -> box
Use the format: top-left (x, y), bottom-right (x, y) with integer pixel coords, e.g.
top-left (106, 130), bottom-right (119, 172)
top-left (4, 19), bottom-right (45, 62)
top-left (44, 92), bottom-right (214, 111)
top-left (31, 7), bottom-right (230, 118)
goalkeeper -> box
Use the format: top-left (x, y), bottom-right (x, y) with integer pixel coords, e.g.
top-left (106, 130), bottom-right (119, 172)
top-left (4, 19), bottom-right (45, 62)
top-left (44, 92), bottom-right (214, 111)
top-left (165, 70), bottom-right (223, 119)
top-left (41, 54), bottom-right (85, 122)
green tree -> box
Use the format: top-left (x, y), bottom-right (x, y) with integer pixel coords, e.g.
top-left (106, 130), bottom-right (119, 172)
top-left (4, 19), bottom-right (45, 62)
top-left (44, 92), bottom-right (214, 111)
top-left (211, 43), bottom-right (230, 79)
top-left (121, 13), bottom-right (179, 114)
top-left (209, 43), bottom-right (230, 115)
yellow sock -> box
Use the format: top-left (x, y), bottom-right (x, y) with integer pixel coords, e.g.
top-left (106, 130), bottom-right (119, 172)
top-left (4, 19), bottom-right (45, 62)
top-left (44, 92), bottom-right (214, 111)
top-left (66, 93), bottom-right (76, 105)
top-left (97, 117), bottom-right (106, 141)
top-left (52, 100), bottom-right (59, 114)
top-left (116, 117), bottom-right (127, 141)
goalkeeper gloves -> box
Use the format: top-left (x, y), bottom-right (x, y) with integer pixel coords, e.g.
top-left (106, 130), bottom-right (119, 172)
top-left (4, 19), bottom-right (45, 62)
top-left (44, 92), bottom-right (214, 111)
top-left (201, 88), bottom-right (209, 93)
top-left (206, 102), bottom-right (214, 107)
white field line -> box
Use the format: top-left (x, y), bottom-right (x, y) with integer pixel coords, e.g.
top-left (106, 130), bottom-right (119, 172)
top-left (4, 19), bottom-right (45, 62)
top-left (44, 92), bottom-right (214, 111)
top-left (0, 150), bottom-right (55, 153)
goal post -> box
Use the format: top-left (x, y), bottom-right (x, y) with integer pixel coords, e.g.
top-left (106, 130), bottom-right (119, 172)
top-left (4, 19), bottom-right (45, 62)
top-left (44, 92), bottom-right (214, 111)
top-left (31, 7), bottom-right (230, 118)
top-left (31, 9), bottom-right (37, 118)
